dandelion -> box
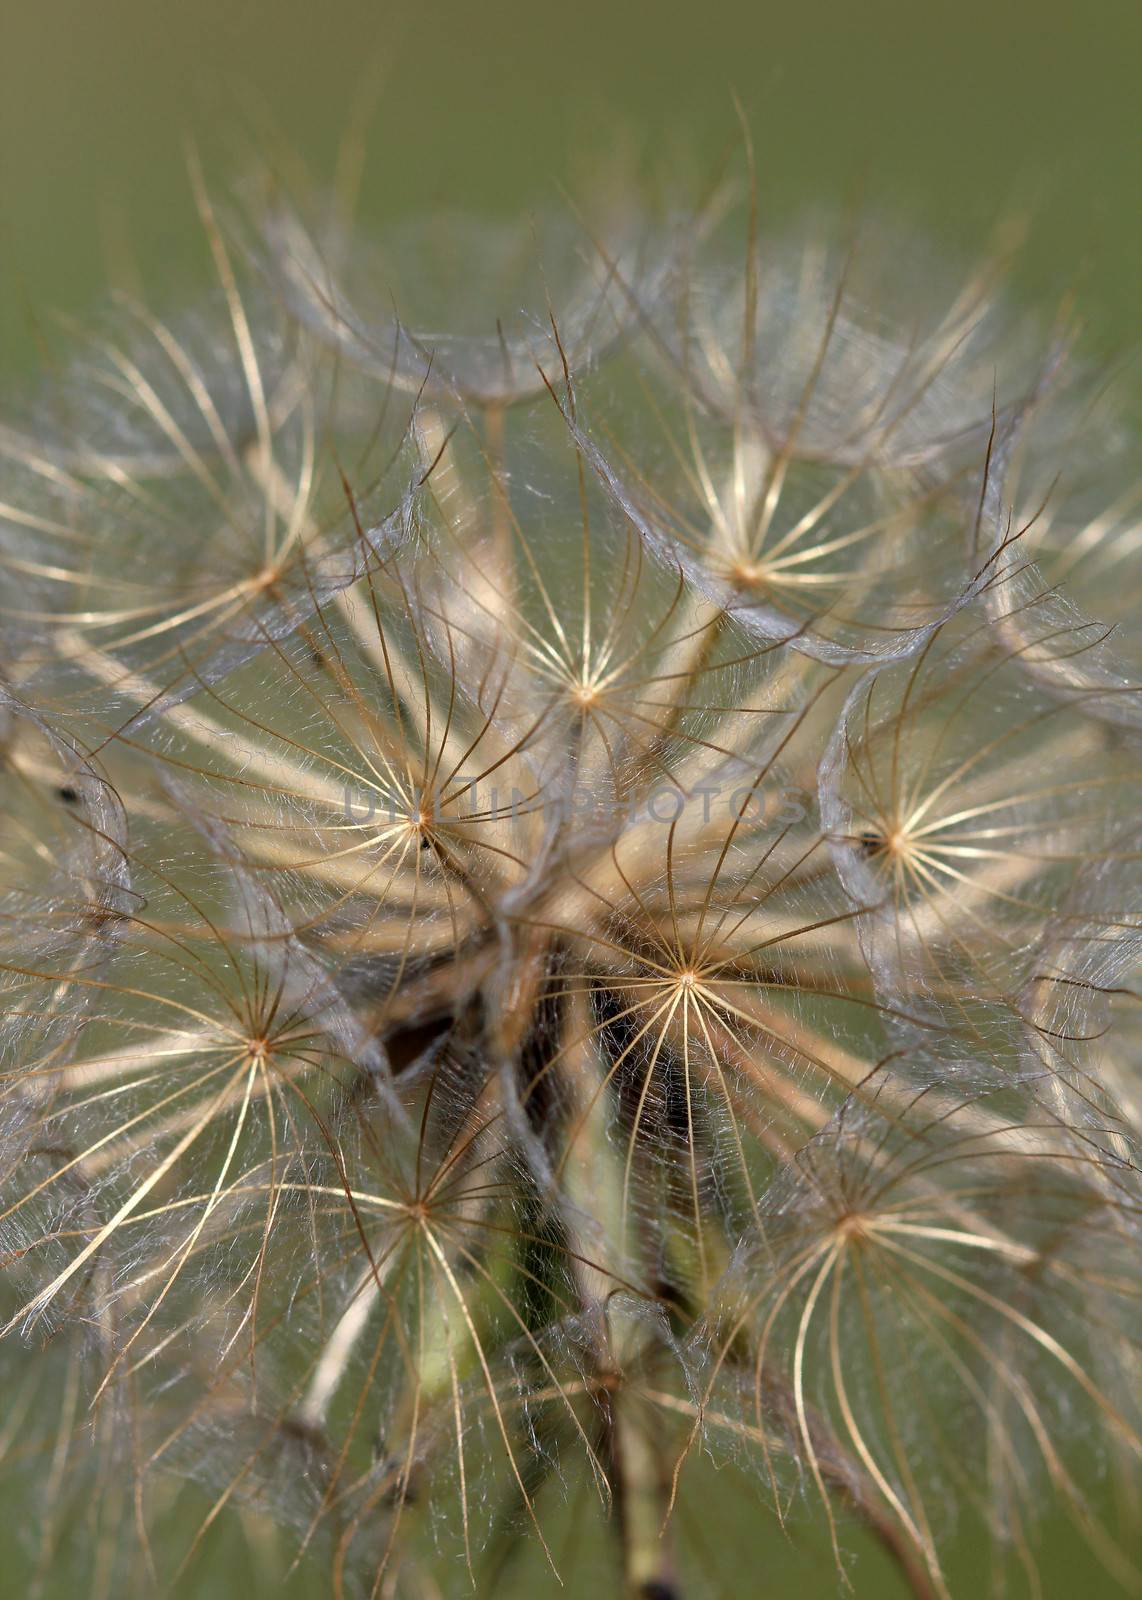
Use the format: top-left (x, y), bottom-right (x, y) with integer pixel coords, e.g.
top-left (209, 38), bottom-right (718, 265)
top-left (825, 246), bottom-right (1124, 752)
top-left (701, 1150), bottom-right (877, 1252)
top-left (254, 179), bottom-right (671, 413)
top-left (0, 147), bottom-right (1138, 1600)
top-left (818, 595), bottom-right (1139, 1020)
top-left (0, 167), bottom-right (416, 727)
top-left (680, 1071), bottom-right (1141, 1599)
top-left (565, 194), bottom-right (1045, 666)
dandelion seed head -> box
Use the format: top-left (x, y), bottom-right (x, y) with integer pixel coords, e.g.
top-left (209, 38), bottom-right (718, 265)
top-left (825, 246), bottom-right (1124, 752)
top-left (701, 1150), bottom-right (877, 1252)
top-left (0, 142), bottom-right (1138, 1600)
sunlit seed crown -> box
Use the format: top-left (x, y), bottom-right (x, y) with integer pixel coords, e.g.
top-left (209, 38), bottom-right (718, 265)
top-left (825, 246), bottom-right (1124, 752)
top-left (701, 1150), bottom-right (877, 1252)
top-left (0, 149), bottom-right (1139, 1600)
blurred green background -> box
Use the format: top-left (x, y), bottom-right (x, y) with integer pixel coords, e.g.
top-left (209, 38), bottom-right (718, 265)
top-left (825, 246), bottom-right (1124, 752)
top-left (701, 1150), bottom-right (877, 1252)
top-left (2, 0), bottom-right (1141, 377)
top-left (0, 1), bottom-right (1138, 1595)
